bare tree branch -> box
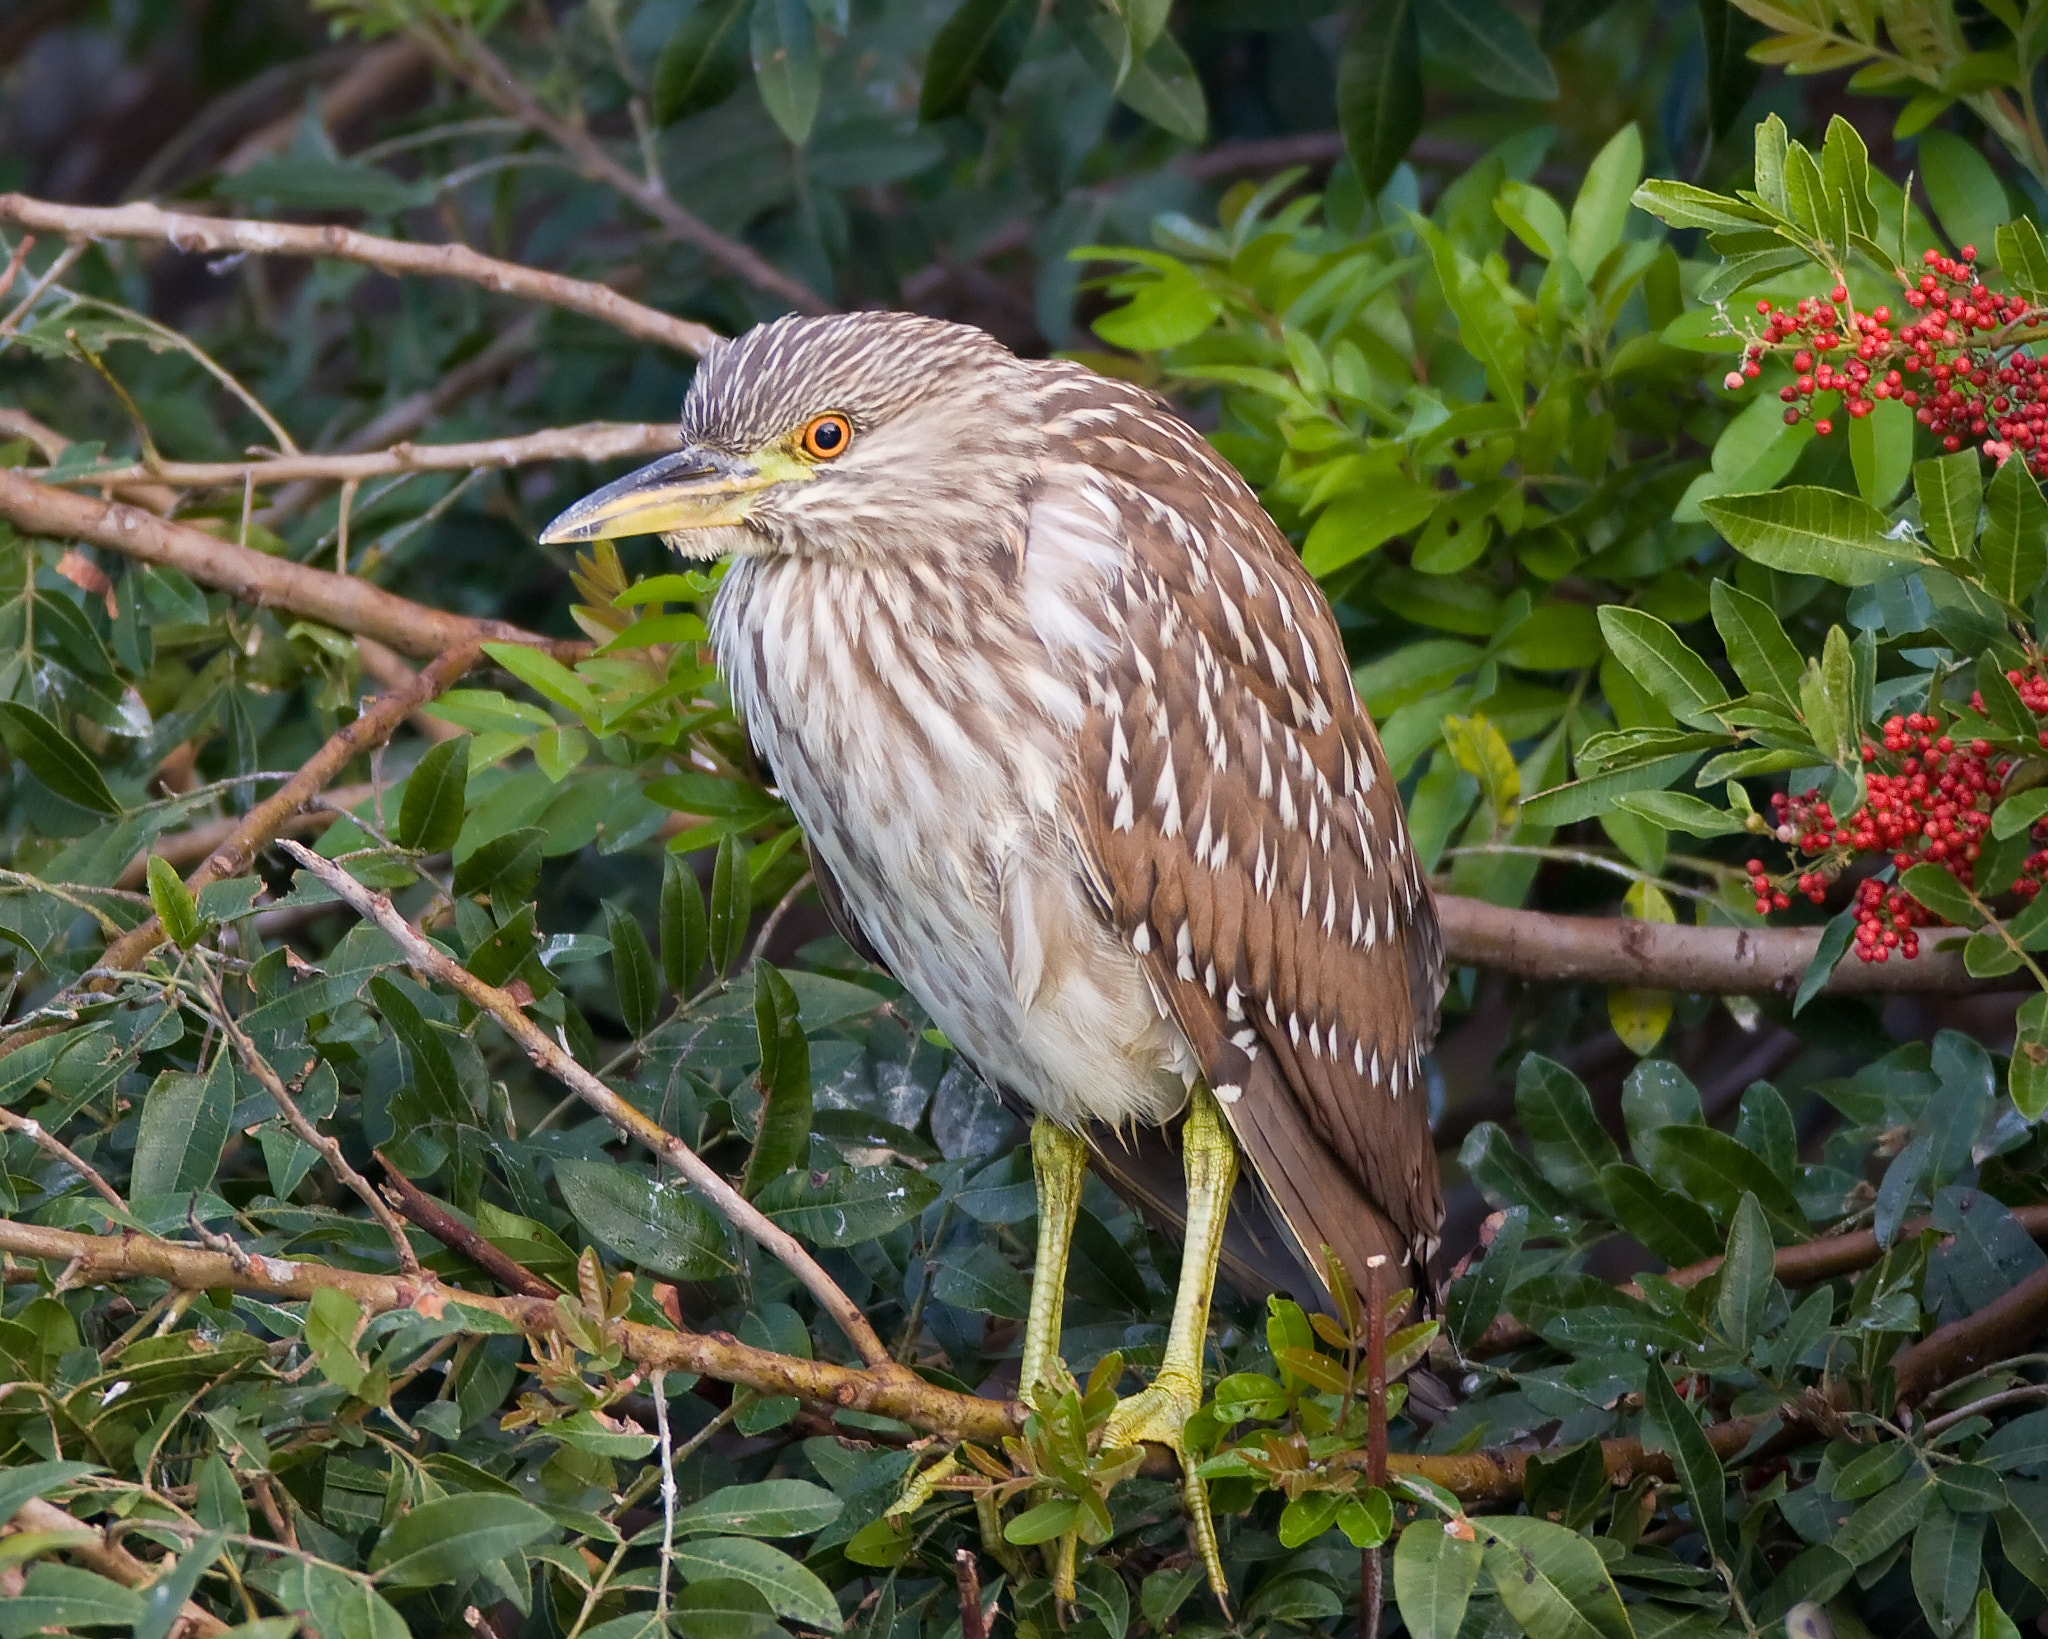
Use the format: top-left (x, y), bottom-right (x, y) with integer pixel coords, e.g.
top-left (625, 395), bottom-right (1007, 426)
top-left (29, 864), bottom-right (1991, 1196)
top-left (1434, 893), bottom-right (1985, 995)
top-left (401, 23), bottom-right (828, 316)
top-left (0, 470), bottom-right (582, 662)
top-left (4, 1497), bottom-right (227, 1639)
top-left (36, 420), bottom-right (681, 493)
top-left (0, 1107), bottom-right (127, 1211)
top-left (0, 193), bottom-right (717, 355)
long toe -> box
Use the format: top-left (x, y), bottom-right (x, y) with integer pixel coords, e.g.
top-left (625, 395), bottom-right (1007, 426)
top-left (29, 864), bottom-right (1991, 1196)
top-left (1097, 1379), bottom-right (1198, 1456)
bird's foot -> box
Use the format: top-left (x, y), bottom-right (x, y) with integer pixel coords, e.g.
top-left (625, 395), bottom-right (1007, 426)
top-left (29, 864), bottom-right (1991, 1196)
top-left (1092, 1373), bottom-right (1229, 1610)
top-left (1095, 1373), bottom-right (1199, 1456)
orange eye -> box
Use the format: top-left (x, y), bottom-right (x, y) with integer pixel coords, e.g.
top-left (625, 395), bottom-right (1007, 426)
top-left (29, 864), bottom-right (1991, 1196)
top-left (801, 413), bottom-right (852, 459)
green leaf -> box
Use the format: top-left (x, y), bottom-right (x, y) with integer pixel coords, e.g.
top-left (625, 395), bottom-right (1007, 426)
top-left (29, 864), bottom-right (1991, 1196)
top-left (1336, 0), bottom-right (1421, 196)
top-left (1835, 1470), bottom-right (1936, 1565)
top-left (1417, 216), bottom-right (1524, 409)
top-left (1598, 1163), bottom-right (1721, 1266)
top-left (482, 642), bottom-right (596, 721)
top-left (1642, 1358), bottom-right (1730, 1565)
top-left (1915, 452), bottom-right (1983, 560)
top-left (1339, 1488), bottom-right (1394, 1548)
top-left (370, 975), bottom-right (465, 1123)
top-left (1496, 181), bottom-right (1569, 261)
top-left (1393, 1518), bottom-right (1484, 1639)
top-left (1638, 1125), bottom-right (1807, 1238)
top-left (1449, 1204), bottom-right (1526, 1352)
top-left (1567, 123), bottom-right (1642, 279)
top-left (0, 703), bottom-right (120, 814)
top-left (1998, 1483), bottom-right (2048, 1589)
top-left (276, 1563), bottom-right (407, 1639)
top-left (1631, 179), bottom-right (1770, 232)
top-left (674, 1538), bottom-right (841, 1630)
top-left (919, 0), bottom-right (1031, 118)
top-left (742, 963), bottom-right (812, 1195)
top-left (131, 1058), bottom-right (234, 1200)
top-left (1849, 396), bottom-right (1914, 510)
top-left (1707, 580), bottom-right (1803, 702)
top-left (660, 854), bottom-right (710, 993)
top-left (371, 1494), bottom-right (553, 1587)
top-left (1521, 752), bottom-right (1703, 827)
top-left (0, 1463), bottom-right (103, 1525)
top-left (2013, 993), bottom-right (2048, 1120)
top-left (1277, 1491), bottom-right (1342, 1548)
top-left (1418, 0), bottom-right (1558, 100)
top-left (1, 1567), bottom-right (146, 1635)
top-left (135, 1533), bottom-right (225, 1639)
top-left (1920, 129), bottom-right (2009, 257)
top-left (1901, 862), bottom-right (1982, 928)
top-left (306, 1287), bottom-right (368, 1395)
top-left (1093, 264), bottom-right (1223, 351)
top-left (709, 833), bottom-right (751, 978)
top-left (1596, 607), bottom-right (1729, 727)
top-left (1981, 454), bottom-right (2048, 609)
top-left (1006, 1498), bottom-right (1082, 1544)
top-left (1702, 488), bottom-right (1930, 586)
top-left (1972, 1592), bottom-right (2024, 1639)
top-left (1478, 1515), bottom-right (1633, 1639)
top-left (1302, 483), bottom-right (1441, 576)
top-left (1516, 1054), bottom-right (1621, 1207)
top-left (145, 855), bottom-right (205, 949)
top-left (1998, 218), bottom-right (2048, 300)
top-left (751, 0), bottom-right (822, 143)
top-left (1716, 1191), bottom-right (1776, 1351)
top-left (1610, 791), bottom-right (1744, 836)
top-left (604, 902), bottom-right (661, 1039)
top-left (654, 0), bottom-right (752, 122)
top-left (555, 1161), bottom-right (732, 1280)
top-left (673, 1481), bottom-right (843, 1539)
top-left (932, 1240), bottom-right (1031, 1317)
top-left (756, 1163), bottom-right (941, 1247)
top-left (398, 736), bottom-right (469, 854)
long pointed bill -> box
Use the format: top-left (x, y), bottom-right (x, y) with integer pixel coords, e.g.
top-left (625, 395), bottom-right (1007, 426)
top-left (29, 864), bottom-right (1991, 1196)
top-left (537, 446), bottom-right (797, 545)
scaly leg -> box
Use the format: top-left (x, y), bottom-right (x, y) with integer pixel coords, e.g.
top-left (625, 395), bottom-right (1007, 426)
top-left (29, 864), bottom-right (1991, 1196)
top-left (1097, 1085), bottom-right (1237, 1601)
top-left (1019, 1115), bottom-right (1088, 1403)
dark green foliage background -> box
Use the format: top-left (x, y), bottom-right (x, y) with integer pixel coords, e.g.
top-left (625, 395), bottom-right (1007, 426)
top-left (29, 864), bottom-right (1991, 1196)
top-left (3, 4), bottom-right (2048, 1639)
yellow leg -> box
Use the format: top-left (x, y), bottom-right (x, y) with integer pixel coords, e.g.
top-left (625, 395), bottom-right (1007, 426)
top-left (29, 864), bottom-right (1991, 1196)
top-left (1019, 1116), bottom-right (1088, 1404)
top-left (1096, 1086), bottom-right (1237, 1602)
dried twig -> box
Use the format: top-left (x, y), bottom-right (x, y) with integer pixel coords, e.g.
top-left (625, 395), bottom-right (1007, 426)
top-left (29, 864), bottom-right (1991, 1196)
top-left (0, 471), bottom-right (579, 662)
top-left (401, 25), bottom-right (826, 315)
top-left (280, 840), bottom-right (904, 1372)
top-left (204, 967), bottom-right (421, 1275)
top-left (376, 1155), bottom-right (555, 1298)
top-left (0, 1107), bottom-right (126, 1211)
top-left (39, 420), bottom-right (681, 493)
top-left (0, 194), bottom-right (716, 355)
top-left (95, 645), bottom-right (484, 977)
top-left (5, 1497), bottom-right (227, 1639)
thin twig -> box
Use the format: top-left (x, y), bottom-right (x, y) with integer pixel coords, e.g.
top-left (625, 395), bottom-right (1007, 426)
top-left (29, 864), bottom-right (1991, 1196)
top-left (202, 967), bottom-right (421, 1276)
top-left (0, 470), bottom-right (581, 663)
top-left (0, 194), bottom-right (716, 355)
top-left (376, 1154), bottom-right (555, 1298)
top-left (655, 1370), bottom-right (678, 1621)
top-left (279, 840), bottom-right (902, 1371)
top-left (0, 1107), bottom-right (126, 1211)
top-left (94, 645), bottom-right (485, 978)
top-left (403, 24), bottom-right (826, 315)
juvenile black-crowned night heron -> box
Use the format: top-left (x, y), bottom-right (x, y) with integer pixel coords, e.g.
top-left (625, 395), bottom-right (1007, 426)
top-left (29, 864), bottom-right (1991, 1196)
top-left (541, 311), bottom-right (1444, 1594)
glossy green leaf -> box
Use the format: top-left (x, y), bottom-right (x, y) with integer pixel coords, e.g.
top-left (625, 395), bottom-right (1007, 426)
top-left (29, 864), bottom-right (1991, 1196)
top-left (1919, 129), bottom-right (2009, 258)
top-left (1642, 1357), bottom-right (1730, 1564)
top-left (604, 901), bottom-right (661, 1038)
top-left (654, 0), bottom-right (752, 122)
top-left (555, 1160), bottom-right (733, 1280)
top-left (673, 1481), bottom-right (843, 1539)
top-left (1418, 0), bottom-right (1558, 101)
top-left (1597, 607), bottom-right (1729, 727)
top-left (1915, 452), bottom-right (1983, 560)
top-left (709, 832), bottom-right (751, 978)
top-left (145, 854), bottom-right (204, 949)
top-left (742, 962), bottom-right (812, 1194)
top-left (1981, 454), bottom-right (2048, 610)
top-left (1567, 122), bottom-right (1641, 278)
top-left (398, 736), bottom-right (469, 854)
top-left (1478, 1515), bottom-right (1633, 1639)
top-left (1701, 488), bottom-right (1929, 586)
top-left (1394, 1518), bottom-right (1484, 1639)
top-left (0, 703), bottom-right (120, 814)
top-left (1336, 0), bottom-right (1421, 195)
top-left (919, 0), bottom-right (1032, 118)
top-left (370, 1494), bottom-right (554, 1586)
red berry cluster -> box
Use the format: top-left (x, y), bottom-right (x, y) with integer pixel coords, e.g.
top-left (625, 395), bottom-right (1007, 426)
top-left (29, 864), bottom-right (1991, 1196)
top-left (1724, 247), bottom-right (2048, 475)
top-left (1746, 706), bottom-right (2048, 961)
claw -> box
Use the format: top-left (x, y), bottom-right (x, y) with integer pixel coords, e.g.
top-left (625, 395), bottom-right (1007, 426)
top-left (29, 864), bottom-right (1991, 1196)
top-left (1097, 1381), bottom-right (1229, 1610)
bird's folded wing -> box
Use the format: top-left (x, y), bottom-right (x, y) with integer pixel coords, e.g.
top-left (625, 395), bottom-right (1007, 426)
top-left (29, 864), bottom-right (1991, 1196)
top-left (1047, 422), bottom-right (1446, 1291)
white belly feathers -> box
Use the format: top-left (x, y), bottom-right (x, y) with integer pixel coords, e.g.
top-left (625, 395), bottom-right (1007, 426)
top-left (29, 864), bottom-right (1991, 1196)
top-left (714, 506), bottom-right (1195, 1131)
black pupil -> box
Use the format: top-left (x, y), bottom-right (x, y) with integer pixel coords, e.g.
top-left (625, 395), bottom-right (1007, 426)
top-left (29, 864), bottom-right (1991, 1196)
top-left (813, 419), bottom-right (843, 451)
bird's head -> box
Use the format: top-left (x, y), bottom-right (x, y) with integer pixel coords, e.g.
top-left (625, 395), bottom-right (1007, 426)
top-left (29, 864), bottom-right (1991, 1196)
top-left (538, 311), bottom-right (1040, 566)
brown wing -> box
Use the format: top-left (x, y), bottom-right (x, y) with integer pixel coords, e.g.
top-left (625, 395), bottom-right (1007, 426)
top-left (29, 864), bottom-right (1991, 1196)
top-left (1050, 391), bottom-right (1445, 1299)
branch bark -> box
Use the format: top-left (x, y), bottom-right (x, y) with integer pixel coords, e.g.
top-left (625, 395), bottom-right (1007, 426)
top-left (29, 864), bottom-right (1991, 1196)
top-left (3, 1497), bottom-right (227, 1639)
top-left (0, 471), bottom-right (582, 663)
top-left (97, 645), bottom-right (482, 977)
top-left (377, 1154), bottom-right (557, 1299)
top-left (1433, 893), bottom-right (1985, 995)
top-left (279, 840), bottom-right (907, 1375)
top-left (38, 420), bottom-right (681, 492)
top-left (0, 193), bottom-right (717, 356)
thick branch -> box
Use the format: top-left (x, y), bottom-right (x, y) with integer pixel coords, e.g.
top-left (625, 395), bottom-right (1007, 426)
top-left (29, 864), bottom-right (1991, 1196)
top-left (97, 646), bottom-right (481, 976)
top-left (0, 194), bottom-right (716, 356)
top-left (4, 1497), bottom-right (226, 1639)
top-left (403, 26), bottom-right (827, 316)
top-left (279, 841), bottom-right (904, 1373)
top-left (40, 421), bottom-right (681, 493)
top-left (1893, 1259), bottom-right (2048, 1402)
top-left (0, 470), bottom-right (582, 662)
top-left (1474, 1205), bottom-right (2048, 1357)
top-left (0, 1217), bottom-right (1012, 1442)
top-left (1434, 894), bottom-right (1983, 994)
